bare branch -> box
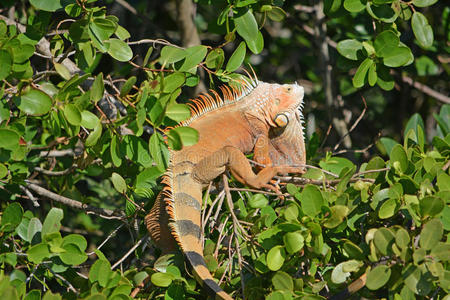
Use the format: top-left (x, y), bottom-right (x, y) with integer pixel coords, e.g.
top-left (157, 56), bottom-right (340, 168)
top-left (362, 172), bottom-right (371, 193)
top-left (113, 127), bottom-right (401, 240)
top-left (34, 165), bottom-right (77, 176)
top-left (19, 185), bottom-right (40, 207)
top-left (25, 181), bottom-right (125, 219)
top-left (401, 75), bottom-right (450, 104)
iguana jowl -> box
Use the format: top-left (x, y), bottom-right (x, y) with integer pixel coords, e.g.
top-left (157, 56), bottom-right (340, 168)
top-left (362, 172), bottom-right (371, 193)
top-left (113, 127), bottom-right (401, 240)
top-left (146, 78), bottom-right (306, 299)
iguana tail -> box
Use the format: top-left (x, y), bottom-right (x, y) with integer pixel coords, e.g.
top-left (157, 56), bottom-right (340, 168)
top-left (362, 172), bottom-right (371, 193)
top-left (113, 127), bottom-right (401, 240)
top-left (163, 168), bottom-right (233, 300)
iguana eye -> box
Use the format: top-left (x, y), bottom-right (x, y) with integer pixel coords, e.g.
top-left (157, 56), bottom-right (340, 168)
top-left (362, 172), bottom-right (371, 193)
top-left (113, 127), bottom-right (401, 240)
top-left (274, 113), bottom-right (289, 127)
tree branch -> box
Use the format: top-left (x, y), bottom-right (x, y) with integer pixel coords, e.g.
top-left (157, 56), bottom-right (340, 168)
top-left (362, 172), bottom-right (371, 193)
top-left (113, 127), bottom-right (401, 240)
top-left (24, 181), bottom-right (125, 219)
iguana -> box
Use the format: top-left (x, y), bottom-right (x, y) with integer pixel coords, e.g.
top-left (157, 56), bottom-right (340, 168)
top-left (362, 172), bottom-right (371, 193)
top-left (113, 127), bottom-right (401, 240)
top-left (145, 77), bottom-right (306, 299)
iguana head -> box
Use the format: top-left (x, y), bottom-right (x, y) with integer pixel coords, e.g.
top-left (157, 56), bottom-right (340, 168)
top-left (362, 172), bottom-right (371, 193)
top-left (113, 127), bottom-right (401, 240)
top-left (245, 81), bottom-right (304, 129)
top-left (244, 81), bottom-right (306, 168)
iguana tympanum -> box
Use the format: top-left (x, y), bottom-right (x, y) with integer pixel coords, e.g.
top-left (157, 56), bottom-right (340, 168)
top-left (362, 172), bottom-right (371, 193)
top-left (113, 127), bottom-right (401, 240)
top-left (145, 78), bottom-right (306, 299)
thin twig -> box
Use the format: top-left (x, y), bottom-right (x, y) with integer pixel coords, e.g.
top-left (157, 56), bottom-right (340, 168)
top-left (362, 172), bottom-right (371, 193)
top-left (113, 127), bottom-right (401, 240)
top-left (222, 175), bottom-right (250, 239)
top-left (333, 96), bottom-right (367, 152)
top-left (111, 236), bottom-right (147, 270)
top-left (47, 267), bottom-right (79, 295)
top-left (87, 224), bottom-right (125, 256)
top-left (127, 39), bottom-right (183, 48)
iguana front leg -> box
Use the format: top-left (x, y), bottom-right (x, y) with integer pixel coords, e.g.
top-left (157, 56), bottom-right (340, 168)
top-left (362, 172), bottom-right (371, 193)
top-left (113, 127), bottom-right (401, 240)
top-left (192, 146), bottom-right (299, 193)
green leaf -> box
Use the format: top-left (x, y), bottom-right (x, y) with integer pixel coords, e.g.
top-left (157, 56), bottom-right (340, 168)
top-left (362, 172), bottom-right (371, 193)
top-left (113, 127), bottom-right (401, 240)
top-left (165, 103), bottom-right (191, 122)
top-left (234, 9), bottom-right (258, 45)
top-left (267, 245), bottom-right (286, 271)
top-left (272, 271), bottom-right (293, 291)
top-left (205, 48), bottom-right (225, 69)
top-left (26, 218), bottom-right (42, 242)
top-left (54, 62), bottom-right (71, 80)
top-left (30, 0), bottom-right (63, 11)
top-left (412, 0), bottom-right (438, 7)
top-left (342, 260), bottom-right (363, 273)
top-left (402, 265), bottom-right (430, 295)
top-left (324, 205), bottom-right (349, 228)
top-left (395, 227), bottom-right (410, 249)
top-left (120, 76), bottom-right (136, 97)
top-left (41, 208), bottom-right (63, 238)
top-left (85, 121), bottom-right (102, 147)
top-left (343, 240), bottom-right (365, 259)
top-left (111, 172), bottom-right (127, 193)
top-left (419, 218), bottom-right (443, 250)
top-left (115, 25), bottom-right (130, 40)
top-left (376, 64), bottom-right (395, 90)
top-left (352, 58), bottom-right (373, 88)
top-left (0, 49), bottom-right (12, 80)
top-left (168, 127), bottom-right (199, 148)
top-left (89, 259), bottom-right (112, 287)
top-left (378, 198), bottom-right (397, 219)
top-left (63, 104), bottom-right (82, 126)
top-left (420, 196), bottom-right (444, 217)
top-left (374, 30), bottom-right (399, 57)
top-left (91, 73), bottom-right (104, 103)
top-left (27, 243), bottom-right (50, 263)
top-left (80, 110), bottom-right (99, 129)
top-left (366, 265), bottom-right (391, 290)
top-left (415, 56), bottom-right (439, 76)
top-left (366, 2), bottom-right (398, 22)
top-left (283, 232), bottom-right (304, 254)
top-left (0, 163), bottom-right (7, 179)
top-left (24, 290), bottom-right (41, 300)
top-left (0, 128), bottom-right (20, 150)
top-left (165, 283), bottom-right (185, 300)
top-left (151, 272), bottom-right (173, 287)
top-left (59, 243), bottom-right (87, 265)
top-left (383, 46), bottom-right (413, 67)
top-left (267, 6), bottom-right (287, 21)
top-left (404, 113), bottom-right (425, 138)
top-left (343, 0), bottom-right (366, 12)
top-left (411, 12), bottom-right (433, 48)
top-left (159, 46), bottom-right (186, 65)
top-left (107, 39), bottom-right (133, 62)
top-left (110, 135), bottom-right (122, 167)
top-left (14, 88), bottom-right (52, 116)
top-left (300, 185), bottom-right (324, 217)
top-left (390, 144), bottom-right (408, 173)
top-left (246, 30), bottom-right (264, 54)
top-left (373, 227), bottom-right (395, 255)
top-left (368, 62), bottom-right (377, 86)
top-left (179, 45), bottom-right (207, 72)
top-left (162, 72), bottom-right (185, 93)
top-left (149, 133), bottom-right (167, 172)
top-left (62, 234), bottom-right (88, 252)
top-left (1, 202), bottom-right (23, 231)
top-left (331, 262), bottom-right (351, 284)
top-left (430, 243), bottom-right (450, 261)
top-left (249, 194), bottom-right (268, 208)
top-left (337, 39), bottom-right (363, 60)
top-left (226, 42), bottom-right (246, 72)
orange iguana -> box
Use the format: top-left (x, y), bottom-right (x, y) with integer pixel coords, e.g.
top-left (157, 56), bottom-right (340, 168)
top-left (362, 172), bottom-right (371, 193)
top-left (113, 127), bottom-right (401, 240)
top-left (145, 77), bottom-right (306, 299)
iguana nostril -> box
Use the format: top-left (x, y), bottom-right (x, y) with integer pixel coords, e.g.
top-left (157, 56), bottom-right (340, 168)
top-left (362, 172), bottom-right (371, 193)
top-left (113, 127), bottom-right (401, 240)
top-left (274, 113), bottom-right (289, 127)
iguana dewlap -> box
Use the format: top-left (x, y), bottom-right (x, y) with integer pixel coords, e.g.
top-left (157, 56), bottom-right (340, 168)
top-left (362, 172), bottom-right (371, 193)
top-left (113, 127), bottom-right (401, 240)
top-left (146, 79), bottom-right (306, 299)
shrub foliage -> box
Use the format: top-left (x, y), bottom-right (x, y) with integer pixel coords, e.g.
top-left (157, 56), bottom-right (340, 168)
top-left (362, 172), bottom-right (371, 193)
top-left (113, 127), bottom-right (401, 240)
top-left (0, 0), bottom-right (448, 299)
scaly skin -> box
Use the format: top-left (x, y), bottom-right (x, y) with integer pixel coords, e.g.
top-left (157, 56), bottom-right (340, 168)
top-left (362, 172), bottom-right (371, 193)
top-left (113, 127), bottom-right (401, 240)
top-left (145, 79), bottom-right (306, 299)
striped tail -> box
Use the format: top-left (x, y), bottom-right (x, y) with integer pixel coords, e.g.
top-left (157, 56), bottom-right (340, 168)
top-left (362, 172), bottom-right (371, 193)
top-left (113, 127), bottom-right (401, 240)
top-left (163, 168), bottom-right (233, 300)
